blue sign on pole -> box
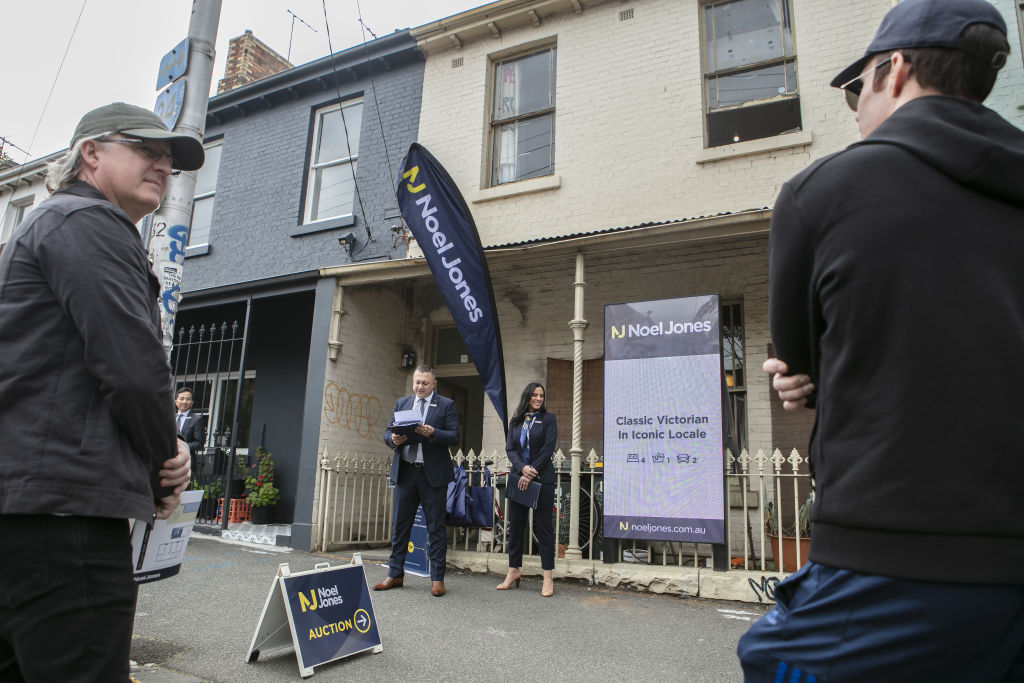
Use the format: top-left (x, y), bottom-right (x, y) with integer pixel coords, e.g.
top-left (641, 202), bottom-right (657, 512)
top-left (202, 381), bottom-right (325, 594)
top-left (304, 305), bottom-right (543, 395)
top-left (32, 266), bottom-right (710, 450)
top-left (156, 38), bottom-right (190, 90)
top-left (154, 81), bottom-right (186, 133)
top-left (247, 558), bottom-right (383, 678)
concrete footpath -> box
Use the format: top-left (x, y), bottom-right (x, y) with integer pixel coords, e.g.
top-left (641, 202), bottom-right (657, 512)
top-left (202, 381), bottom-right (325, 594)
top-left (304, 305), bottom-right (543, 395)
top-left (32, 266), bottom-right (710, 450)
top-left (130, 535), bottom-right (768, 682)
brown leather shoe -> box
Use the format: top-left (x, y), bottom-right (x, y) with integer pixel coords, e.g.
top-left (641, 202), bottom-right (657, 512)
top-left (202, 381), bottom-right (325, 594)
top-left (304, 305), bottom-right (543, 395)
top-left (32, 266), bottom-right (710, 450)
top-left (374, 576), bottom-right (404, 591)
top-left (431, 580), bottom-right (446, 597)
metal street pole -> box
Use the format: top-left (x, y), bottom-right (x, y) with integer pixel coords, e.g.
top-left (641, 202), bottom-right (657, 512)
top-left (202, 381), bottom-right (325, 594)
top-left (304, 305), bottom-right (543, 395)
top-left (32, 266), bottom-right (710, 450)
top-left (149, 0), bottom-right (222, 356)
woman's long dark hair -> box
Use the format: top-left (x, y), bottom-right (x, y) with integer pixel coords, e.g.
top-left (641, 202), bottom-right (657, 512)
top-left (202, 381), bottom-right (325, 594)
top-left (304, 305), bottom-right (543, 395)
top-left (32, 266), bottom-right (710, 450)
top-left (510, 382), bottom-right (546, 427)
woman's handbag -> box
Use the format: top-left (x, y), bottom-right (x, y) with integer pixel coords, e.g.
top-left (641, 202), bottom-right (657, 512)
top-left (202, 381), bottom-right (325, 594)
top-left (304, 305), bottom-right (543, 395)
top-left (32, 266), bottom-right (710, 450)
top-left (446, 465), bottom-right (469, 525)
top-left (466, 468), bottom-right (495, 528)
top-left (447, 466), bottom-right (495, 527)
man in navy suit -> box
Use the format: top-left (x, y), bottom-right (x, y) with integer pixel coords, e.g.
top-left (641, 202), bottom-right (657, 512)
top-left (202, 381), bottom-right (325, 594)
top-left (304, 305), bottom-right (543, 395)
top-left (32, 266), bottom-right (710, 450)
top-left (376, 365), bottom-right (459, 597)
top-left (174, 387), bottom-right (207, 455)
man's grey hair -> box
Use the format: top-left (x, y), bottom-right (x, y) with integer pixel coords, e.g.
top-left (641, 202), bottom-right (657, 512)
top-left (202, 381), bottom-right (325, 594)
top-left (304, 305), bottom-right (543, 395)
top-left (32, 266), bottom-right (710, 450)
top-left (44, 132), bottom-right (110, 194)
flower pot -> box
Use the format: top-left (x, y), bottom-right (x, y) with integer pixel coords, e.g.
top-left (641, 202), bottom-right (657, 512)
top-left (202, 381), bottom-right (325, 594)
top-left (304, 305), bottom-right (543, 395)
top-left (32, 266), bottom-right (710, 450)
top-left (768, 534), bottom-right (811, 573)
top-left (251, 504), bottom-right (275, 525)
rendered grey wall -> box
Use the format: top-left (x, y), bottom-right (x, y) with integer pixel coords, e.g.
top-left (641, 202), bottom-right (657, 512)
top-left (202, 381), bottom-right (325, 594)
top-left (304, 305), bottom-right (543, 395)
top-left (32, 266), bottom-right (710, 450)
top-left (183, 57), bottom-right (424, 292)
top-left (246, 291), bottom-right (315, 524)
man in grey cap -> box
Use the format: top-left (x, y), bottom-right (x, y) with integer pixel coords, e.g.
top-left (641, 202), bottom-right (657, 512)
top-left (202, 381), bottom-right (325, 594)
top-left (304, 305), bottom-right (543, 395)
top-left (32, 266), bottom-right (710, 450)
top-left (740, 0), bottom-right (1024, 680)
top-left (0, 102), bottom-right (203, 681)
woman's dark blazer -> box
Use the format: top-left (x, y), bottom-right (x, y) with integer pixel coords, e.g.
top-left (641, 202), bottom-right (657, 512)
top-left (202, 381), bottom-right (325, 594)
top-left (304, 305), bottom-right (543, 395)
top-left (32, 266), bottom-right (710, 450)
top-left (505, 412), bottom-right (558, 484)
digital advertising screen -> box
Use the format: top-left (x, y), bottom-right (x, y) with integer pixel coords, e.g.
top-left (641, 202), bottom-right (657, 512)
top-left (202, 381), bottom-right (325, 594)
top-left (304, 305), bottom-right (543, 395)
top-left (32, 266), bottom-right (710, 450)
top-left (603, 295), bottom-right (725, 544)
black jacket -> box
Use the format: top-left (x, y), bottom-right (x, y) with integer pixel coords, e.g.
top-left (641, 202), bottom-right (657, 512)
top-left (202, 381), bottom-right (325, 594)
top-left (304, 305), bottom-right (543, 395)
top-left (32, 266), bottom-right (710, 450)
top-left (506, 412), bottom-right (558, 484)
top-left (179, 412), bottom-right (207, 454)
top-left (769, 96), bottom-right (1024, 584)
top-left (0, 182), bottom-right (177, 521)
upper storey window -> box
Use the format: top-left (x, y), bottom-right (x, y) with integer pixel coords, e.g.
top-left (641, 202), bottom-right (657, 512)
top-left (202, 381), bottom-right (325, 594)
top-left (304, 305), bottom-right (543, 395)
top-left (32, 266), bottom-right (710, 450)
top-left (703, 0), bottom-right (801, 147)
top-left (490, 47), bottom-right (556, 186)
top-left (304, 99), bottom-right (363, 223)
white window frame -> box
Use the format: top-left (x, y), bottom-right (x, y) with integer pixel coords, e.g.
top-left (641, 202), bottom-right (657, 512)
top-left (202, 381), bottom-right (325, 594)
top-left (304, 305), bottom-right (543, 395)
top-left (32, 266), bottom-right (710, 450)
top-left (1017, 3), bottom-right (1024, 70)
top-left (489, 46), bottom-right (556, 187)
top-left (303, 99), bottom-right (363, 225)
top-left (189, 140), bottom-right (222, 248)
top-left (178, 370), bottom-right (256, 454)
top-left (1, 195), bottom-right (35, 247)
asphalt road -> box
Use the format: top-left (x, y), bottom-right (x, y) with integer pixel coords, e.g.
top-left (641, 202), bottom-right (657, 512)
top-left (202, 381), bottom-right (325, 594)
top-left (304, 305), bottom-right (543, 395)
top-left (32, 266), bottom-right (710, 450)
top-left (132, 535), bottom-right (766, 682)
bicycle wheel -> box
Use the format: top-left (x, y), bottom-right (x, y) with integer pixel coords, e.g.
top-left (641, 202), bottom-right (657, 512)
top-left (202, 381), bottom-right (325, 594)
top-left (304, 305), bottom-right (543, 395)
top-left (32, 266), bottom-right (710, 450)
top-left (557, 486), bottom-right (599, 556)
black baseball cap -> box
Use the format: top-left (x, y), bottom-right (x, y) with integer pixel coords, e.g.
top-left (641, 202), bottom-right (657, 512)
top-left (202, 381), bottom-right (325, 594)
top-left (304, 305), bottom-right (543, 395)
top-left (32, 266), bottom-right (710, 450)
top-left (71, 102), bottom-right (205, 171)
top-left (830, 0), bottom-right (1008, 88)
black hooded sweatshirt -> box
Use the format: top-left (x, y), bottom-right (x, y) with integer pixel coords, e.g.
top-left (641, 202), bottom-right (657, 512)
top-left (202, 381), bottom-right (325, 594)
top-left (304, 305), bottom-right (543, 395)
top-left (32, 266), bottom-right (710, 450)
top-left (769, 95), bottom-right (1024, 584)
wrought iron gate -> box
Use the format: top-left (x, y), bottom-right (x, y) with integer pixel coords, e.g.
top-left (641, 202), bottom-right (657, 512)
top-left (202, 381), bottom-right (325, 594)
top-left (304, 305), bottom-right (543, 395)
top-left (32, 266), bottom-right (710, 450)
top-left (170, 300), bottom-right (253, 525)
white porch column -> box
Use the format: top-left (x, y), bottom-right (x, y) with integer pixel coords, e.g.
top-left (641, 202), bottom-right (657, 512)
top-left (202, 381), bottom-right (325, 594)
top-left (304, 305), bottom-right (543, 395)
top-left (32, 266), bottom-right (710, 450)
top-left (566, 252), bottom-right (588, 560)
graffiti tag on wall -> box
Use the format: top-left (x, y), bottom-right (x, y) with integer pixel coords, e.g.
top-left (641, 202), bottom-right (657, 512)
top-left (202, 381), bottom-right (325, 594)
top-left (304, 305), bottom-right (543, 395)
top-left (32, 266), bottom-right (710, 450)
top-left (747, 575), bottom-right (781, 603)
top-left (323, 382), bottom-right (383, 439)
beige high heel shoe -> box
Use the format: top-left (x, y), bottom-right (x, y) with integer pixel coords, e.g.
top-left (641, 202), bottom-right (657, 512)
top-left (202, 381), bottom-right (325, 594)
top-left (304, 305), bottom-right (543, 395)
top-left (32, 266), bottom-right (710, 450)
top-left (541, 577), bottom-right (554, 597)
top-left (496, 570), bottom-right (522, 590)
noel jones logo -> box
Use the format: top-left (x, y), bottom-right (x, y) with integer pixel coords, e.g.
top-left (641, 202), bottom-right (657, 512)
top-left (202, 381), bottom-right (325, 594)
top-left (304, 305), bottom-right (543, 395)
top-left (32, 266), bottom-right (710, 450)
top-left (609, 320), bottom-right (712, 339)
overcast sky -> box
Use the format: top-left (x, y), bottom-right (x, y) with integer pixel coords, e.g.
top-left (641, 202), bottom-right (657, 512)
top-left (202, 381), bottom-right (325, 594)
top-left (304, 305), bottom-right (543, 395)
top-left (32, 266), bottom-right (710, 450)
top-left (1, 0), bottom-right (486, 162)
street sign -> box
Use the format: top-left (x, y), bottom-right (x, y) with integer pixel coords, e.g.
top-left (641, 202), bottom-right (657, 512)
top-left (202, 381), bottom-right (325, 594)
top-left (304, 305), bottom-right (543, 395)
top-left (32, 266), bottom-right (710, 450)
top-left (154, 81), bottom-right (186, 133)
top-left (157, 38), bottom-right (190, 90)
top-left (247, 556), bottom-right (383, 678)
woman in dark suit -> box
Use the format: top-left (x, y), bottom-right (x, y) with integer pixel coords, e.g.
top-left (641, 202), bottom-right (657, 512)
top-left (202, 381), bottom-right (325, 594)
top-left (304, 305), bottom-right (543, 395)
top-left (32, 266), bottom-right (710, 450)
top-left (497, 382), bottom-right (557, 596)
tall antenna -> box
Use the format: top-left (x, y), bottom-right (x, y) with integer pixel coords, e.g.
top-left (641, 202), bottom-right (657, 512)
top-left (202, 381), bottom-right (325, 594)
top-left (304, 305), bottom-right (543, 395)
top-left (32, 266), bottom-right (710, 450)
top-left (287, 9), bottom-right (318, 63)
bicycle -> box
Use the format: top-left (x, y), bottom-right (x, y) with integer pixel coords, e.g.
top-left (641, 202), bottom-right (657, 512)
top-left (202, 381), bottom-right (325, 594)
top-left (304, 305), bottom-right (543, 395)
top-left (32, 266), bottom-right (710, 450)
top-left (556, 479), bottom-right (604, 558)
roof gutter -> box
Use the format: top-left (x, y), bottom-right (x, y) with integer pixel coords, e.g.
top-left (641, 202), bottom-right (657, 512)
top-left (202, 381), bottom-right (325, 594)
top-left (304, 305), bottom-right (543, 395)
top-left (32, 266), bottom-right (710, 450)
top-left (318, 208), bottom-right (772, 282)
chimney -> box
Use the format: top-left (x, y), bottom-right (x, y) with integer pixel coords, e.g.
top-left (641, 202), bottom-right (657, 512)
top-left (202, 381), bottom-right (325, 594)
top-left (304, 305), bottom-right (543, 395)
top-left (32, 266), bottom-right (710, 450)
top-left (217, 31), bottom-right (293, 94)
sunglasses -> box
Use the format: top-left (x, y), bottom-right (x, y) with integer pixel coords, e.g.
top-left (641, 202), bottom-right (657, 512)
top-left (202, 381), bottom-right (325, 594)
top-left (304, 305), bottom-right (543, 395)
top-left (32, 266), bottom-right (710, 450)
top-left (837, 56), bottom-right (892, 112)
top-left (103, 137), bottom-right (182, 176)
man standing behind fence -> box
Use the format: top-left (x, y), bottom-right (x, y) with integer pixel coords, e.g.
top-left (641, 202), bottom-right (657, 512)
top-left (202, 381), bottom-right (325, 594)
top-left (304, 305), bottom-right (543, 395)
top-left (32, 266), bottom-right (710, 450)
top-left (175, 385), bottom-right (207, 455)
top-left (0, 102), bottom-right (200, 681)
top-left (377, 365), bottom-right (460, 597)
top-left (738, 1), bottom-right (1024, 680)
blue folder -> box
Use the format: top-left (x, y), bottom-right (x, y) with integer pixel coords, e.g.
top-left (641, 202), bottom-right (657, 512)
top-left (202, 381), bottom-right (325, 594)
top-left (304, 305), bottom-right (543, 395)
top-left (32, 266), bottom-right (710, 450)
top-left (506, 473), bottom-right (541, 509)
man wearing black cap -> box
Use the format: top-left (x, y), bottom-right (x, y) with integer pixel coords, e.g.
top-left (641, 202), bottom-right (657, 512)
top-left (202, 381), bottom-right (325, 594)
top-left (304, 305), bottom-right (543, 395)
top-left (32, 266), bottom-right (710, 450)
top-left (0, 102), bottom-right (203, 681)
top-left (740, 1), bottom-right (1024, 680)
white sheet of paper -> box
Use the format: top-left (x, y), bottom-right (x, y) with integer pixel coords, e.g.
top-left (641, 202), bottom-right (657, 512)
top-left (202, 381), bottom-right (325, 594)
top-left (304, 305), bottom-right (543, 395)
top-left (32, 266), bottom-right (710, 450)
top-left (392, 409), bottom-right (422, 426)
top-left (131, 489), bottom-right (204, 583)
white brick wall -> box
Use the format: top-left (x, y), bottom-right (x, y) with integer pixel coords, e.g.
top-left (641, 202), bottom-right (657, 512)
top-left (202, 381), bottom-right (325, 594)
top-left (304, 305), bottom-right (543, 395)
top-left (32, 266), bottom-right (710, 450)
top-left (988, 0), bottom-right (1024, 127)
top-left (317, 280), bottom-right (412, 461)
top-left (415, 0), bottom-right (894, 248)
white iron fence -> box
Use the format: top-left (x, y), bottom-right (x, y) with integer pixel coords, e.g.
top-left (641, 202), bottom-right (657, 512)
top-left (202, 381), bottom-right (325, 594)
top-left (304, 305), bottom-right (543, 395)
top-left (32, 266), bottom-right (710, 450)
top-left (316, 452), bottom-right (393, 550)
top-left (315, 446), bottom-right (813, 574)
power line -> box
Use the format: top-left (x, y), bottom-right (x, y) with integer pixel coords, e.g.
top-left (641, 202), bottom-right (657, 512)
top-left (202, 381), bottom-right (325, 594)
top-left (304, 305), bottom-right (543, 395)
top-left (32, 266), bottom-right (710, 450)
top-left (0, 137), bottom-right (30, 159)
top-left (320, 0), bottom-right (372, 253)
top-left (354, 0), bottom-right (398, 217)
top-left (22, 0), bottom-right (88, 162)
top-left (1, 0), bottom-right (87, 235)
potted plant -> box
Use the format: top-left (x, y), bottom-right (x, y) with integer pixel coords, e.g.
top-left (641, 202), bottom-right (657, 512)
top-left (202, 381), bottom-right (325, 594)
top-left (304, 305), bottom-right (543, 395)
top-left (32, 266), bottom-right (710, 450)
top-left (230, 452), bottom-right (251, 499)
top-left (245, 448), bottom-right (280, 524)
top-left (196, 476), bottom-right (224, 520)
top-left (764, 494), bottom-right (813, 573)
